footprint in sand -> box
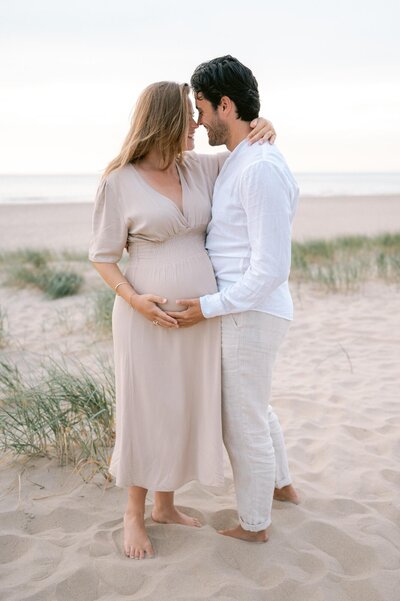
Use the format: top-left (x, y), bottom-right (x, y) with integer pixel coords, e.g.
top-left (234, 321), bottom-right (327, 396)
top-left (86, 529), bottom-right (115, 558)
top-left (55, 566), bottom-right (99, 601)
top-left (0, 534), bottom-right (32, 563)
top-left (305, 497), bottom-right (369, 516)
top-left (28, 507), bottom-right (97, 535)
top-left (207, 508), bottom-right (238, 531)
top-left (297, 520), bottom-right (377, 577)
top-left (95, 559), bottom-right (146, 595)
top-left (381, 468), bottom-right (400, 486)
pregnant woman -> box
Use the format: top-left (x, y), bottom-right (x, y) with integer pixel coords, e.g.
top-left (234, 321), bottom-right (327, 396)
top-left (89, 81), bottom-right (274, 559)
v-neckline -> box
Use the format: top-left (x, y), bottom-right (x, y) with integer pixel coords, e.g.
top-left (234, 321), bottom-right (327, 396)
top-left (215, 138), bottom-right (248, 183)
top-left (130, 162), bottom-right (186, 218)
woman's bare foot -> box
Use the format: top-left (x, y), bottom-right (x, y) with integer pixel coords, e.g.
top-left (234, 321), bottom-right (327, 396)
top-left (273, 484), bottom-right (300, 504)
top-left (218, 524), bottom-right (268, 543)
top-left (152, 506), bottom-right (201, 527)
top-left (124, 511), bottom-right (155, 559)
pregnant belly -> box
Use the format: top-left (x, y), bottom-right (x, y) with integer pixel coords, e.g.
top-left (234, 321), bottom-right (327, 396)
top-left (125, 253), bottom-right (218, 312)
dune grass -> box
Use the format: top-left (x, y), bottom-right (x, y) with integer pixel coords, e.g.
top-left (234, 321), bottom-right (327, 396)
top-left (291, 233), bottom-right (400, 292)
top-left (0, 234), bottom-right (398, 307)
top-left (0, 248), bottom-right (88, 264)
top-left (88, 288), bottom-right (115, 335)
top-left (0, 306), bottom-right (8, 348)
top-left (2, 235), bottom-right (399, 298)
top-left (41, 270), bottom-right (83, 299)
top-left (0, 358), bottom-right (115, 480)
top-left (1, 248), bottom-right (84, 299)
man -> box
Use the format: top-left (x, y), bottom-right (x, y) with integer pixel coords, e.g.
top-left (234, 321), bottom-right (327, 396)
top-left (168, 55), bottom-right (299, 543)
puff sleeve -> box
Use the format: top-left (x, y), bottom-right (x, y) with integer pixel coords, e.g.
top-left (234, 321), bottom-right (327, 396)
top-left (88, 176), bottom-right (128, 263)
top-left (196, 151), bottom-right (229, 187)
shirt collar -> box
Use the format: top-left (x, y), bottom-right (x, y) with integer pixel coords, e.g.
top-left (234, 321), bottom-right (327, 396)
top-left (218, 137), bottom-right (250, 180)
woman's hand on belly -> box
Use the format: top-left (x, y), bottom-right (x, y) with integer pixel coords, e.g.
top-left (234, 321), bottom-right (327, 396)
top-left (131, 293), bottom-right (179, 328)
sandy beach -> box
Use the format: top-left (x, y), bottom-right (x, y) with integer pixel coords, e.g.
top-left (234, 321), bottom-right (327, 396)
top-left (1, 195), bottom-right (400, 251)
top-left (0, 195), bottom-right (399, 601)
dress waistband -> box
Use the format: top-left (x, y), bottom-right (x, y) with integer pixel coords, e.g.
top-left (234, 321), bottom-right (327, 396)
top-left (128, 231), bottom-right (206, 261)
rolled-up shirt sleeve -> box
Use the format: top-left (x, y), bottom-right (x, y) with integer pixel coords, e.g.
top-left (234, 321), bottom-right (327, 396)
top-left (200, 160), bottom-right (292, 317)
top-left (88, 176), bottom-right (128, 263)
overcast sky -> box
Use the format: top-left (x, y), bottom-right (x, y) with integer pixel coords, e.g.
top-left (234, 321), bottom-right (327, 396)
top-left (1, 0), bottom-right (399, 173)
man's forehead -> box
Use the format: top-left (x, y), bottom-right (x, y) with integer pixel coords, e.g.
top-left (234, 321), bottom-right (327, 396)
top-left (194, 91), bottom-right (205, 101)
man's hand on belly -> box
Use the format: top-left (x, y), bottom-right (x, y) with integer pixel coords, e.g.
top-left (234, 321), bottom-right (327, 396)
top-left (166, 298), bottom-right (205, 327)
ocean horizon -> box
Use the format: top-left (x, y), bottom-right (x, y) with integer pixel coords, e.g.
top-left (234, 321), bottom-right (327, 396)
top-left (0, 172), bottom-right (400, 205)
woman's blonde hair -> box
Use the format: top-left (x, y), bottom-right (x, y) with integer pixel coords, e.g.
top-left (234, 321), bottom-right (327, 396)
top-left (104, 82), bottom-right (190, 176)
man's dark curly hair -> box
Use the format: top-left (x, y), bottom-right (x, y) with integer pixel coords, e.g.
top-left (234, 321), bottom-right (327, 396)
top-left (190, 55), bottom-right (260, 122)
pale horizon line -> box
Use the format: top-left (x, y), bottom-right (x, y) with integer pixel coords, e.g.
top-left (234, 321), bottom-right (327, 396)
top-left (1, 171), bottom-right (400, 177)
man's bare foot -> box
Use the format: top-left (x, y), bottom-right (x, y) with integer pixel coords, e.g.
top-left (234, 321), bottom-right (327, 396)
top-left (218, 524), bottom-right (268, 543)
top-left (152, 506), bottom-right (201, 528)
top-left (124, 511), bottom-right (155, 559)
top-left (273, 484), bottom-right (300, 504)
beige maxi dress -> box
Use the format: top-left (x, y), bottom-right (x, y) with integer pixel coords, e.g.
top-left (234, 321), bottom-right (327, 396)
top-left (89, 152), bottom-right (227, 490)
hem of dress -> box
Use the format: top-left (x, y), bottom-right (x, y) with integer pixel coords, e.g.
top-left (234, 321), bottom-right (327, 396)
top-left (108, 470), bottom-right (225, 491)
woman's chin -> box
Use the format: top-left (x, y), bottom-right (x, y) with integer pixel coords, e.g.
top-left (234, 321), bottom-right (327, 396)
top-left (185, 138), bottom-right (195, 151)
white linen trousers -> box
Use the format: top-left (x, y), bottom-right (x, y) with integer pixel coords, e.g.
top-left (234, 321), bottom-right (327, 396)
top-left (221, 310), bottom-right (292, 531)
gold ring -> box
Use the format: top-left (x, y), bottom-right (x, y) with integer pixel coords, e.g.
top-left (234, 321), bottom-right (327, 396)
top-left (152, 320), bottom-right (159, 325)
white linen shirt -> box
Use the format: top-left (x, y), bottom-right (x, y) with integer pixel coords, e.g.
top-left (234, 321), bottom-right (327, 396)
top-left (200, 139), bottom-right (299, 320)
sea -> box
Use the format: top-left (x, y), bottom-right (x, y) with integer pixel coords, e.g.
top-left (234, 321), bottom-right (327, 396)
top-left (0, 172), bottom-right (400, 205)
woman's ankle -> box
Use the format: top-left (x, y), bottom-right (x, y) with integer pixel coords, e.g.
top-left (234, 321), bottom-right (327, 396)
top-left (153, 499), bottom-right (174, 509)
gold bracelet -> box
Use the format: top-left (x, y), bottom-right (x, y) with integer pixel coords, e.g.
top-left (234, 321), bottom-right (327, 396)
top-left (114, 281), bottom-right (129, 294)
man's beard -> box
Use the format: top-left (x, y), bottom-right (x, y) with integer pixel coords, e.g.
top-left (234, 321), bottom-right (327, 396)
top-left (207, 117), bottom-right (228, 146)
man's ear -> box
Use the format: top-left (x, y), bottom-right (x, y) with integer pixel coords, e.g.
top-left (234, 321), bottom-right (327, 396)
top-left (219, 96), bottom-right (234, 117)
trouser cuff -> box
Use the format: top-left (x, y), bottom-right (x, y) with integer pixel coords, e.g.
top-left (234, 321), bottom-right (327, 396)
top-left (275, 477), bottom-right (292, 489)
top-left (239, 516), bottom-right (271, 532)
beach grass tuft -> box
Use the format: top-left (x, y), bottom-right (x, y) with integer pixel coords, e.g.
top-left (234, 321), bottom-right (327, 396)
top-left (291, 233), bottom-right (400, 291)
top-left (0, 358), bottom-right (115, 480)
top-left (2, 248), bottom-right (84, 298)
top-left (39, 270), bottom-right (83, 299)
top-left (89, 288), bottom-right (115, 335)
top-left (0, 306), bottom-right (8, 348)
